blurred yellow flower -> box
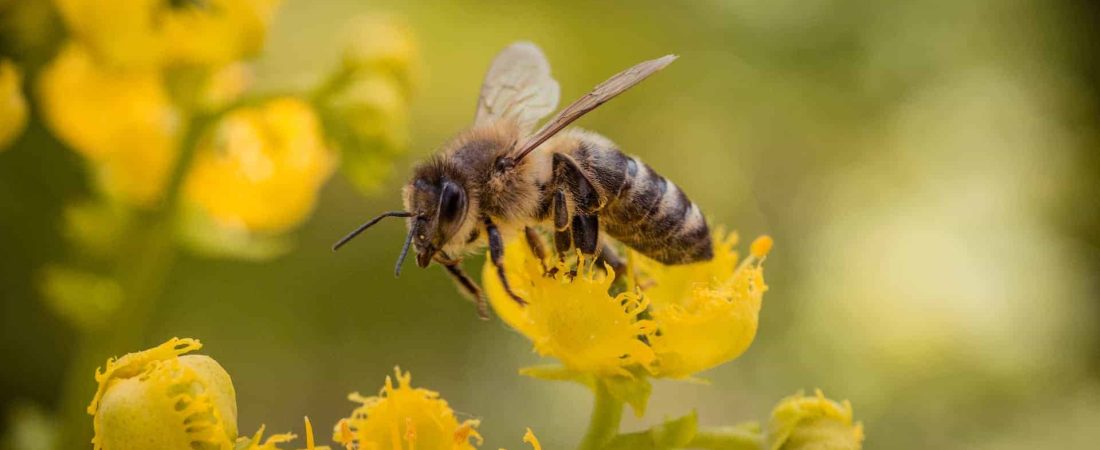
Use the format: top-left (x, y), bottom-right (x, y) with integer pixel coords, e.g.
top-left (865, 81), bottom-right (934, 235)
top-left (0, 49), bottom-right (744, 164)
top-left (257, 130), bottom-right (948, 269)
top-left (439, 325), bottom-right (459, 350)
top-left (484, 239), bottom-right (657, 377)
top-left (328, 73), bottom-right (410, 192)
top-left (199, 62), bottom-right (255, 111)
top-left (0, 59), bottom-right (27, 150)
top-left (88, 338), bottom-right (239, 450)
top-left (333, 367), bottom-right (483, 450)
top-left (38, 44), bottom-right (180, 206)
top-left (342, 15), bottom-right (419, 93)
top-left (161, 0), bottom-right (280, 67)
top-left (184, 97), bottom-right (334, 233)
top-left (636, 232), bottom-right (771, 378)
top-left (40, 265), bottom-right (122, 331)
top-left (323, 15), bottom-right (419, 193)
top-left (53, 0), bottom-right (280, 68)
top-left (767, 390), bottom-right (864, 450)
top-left (484, 231), bottom-right (769, 379)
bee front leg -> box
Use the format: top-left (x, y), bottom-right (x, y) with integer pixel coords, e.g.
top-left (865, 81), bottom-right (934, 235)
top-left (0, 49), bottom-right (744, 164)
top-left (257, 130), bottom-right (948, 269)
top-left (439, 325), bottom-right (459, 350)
top-left (441, 262), bottom-right (490, 320)
top-left (485, 217), bottom-right (526, 305)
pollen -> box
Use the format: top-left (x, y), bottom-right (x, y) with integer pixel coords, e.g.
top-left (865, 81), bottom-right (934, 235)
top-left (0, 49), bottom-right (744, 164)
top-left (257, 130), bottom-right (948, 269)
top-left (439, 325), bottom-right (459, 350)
top-left (751, 235), bottom-right (774, 259)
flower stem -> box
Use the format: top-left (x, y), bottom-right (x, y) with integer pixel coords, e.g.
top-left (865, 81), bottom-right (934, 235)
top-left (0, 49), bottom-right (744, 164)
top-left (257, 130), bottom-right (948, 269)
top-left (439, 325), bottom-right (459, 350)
top-left (687, 425), bottom-right (763, 450)
top-left (578, 379), bottom-right (624, 450)
top-left (54, 112), bottom-right (210, 450)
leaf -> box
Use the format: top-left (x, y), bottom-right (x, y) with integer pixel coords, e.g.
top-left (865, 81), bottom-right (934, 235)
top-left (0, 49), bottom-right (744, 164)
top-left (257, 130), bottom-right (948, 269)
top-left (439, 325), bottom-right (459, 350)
top-left (519, 365), bottom-right (595, 388)
top-left (602, 374), bottom-right (653, 418)
top-left (601, 411), bottom-right (698, 450)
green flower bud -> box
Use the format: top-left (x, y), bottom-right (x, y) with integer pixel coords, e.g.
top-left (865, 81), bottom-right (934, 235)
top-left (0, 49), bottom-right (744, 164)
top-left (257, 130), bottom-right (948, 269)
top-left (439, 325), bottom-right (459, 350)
top-left (767, 390), bottom-right (864, 450)
top-left (89, 338), bottom-right (238, 450)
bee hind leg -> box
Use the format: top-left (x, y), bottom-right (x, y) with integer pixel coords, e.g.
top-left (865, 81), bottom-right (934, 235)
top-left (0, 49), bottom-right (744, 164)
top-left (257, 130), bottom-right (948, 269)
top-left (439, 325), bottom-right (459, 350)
top-left (441, 262), bottom-right (490, 320)
top-left (485, 217), bottom-right (526, 305)
top-left (524, 226), bottom-right (550, 274)
top-left (596, 243), bottom-right (627, 281)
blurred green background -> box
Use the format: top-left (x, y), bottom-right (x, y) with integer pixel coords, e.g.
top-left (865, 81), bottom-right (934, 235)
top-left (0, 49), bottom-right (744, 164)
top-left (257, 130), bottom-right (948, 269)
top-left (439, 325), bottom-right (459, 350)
top-left (3, 0), bottom-right (1100, 449)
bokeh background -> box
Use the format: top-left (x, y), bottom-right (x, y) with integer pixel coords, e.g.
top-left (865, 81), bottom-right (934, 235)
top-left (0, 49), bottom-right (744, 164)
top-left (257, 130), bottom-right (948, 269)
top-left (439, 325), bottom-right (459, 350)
top-left (3, 0), bottom-right (1100, 449)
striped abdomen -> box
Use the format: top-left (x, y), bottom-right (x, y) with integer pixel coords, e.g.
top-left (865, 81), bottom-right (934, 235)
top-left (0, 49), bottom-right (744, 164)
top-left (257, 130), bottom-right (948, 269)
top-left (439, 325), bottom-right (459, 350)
top-left (564, 133), bottom-right (712, 264)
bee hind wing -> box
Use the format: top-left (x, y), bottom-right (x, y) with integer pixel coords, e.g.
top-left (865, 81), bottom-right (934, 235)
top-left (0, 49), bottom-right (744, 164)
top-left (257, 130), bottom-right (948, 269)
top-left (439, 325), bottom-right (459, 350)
top-left (475, 42), bottom-right (561, 133)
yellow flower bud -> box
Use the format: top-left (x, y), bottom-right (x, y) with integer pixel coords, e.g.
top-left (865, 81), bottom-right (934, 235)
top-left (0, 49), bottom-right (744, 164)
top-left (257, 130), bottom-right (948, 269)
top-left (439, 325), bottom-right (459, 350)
top-left (327, 74), bottom-right (409, 193)
top-left (342, 15), bottom-right (419, 92)
top-left (0, 59), bottom-right (27, 150)
top-left (37, 44), bottom-right (180, 207)
top-left (767, 390), bottom-right (864, 450)
top-left (89, 338), bottom-right (238, 450)
top-left (184, 98), bottom-right (334, 233)
top-left (52, 0), bottom-right (281, 68)
top-left (333, 368), bottom-right (482, 450)
top-left (484, 239), bottom-right (657, 377)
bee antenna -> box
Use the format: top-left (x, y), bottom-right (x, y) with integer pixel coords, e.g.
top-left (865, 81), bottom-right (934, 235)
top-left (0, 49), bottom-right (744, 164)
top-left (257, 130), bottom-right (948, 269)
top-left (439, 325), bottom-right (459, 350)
top-left (394, 225), bottom-right (417, 277)
top-left (332, 211), bottom-right (413, 251)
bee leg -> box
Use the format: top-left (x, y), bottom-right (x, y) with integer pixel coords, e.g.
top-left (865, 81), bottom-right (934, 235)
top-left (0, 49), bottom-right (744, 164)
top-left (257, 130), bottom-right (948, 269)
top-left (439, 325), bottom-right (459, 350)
top-left (596, 243), bottom-right (627, 280)
top-left (571, 214), bottom-right (599, 256)
top-left (442, 263), bottom-right (490, 320)
top-left (548, 189), bottom-right (571, 277)
top-left (524, 227), bottom-right (550, 273)
top-left (485, 217), bottom-right (527, 305)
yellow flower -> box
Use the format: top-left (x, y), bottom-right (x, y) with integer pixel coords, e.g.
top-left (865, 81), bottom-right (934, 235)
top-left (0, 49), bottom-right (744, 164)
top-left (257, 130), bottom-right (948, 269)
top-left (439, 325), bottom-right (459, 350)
top-left (484, 239), bottom-right (656, 377)
top-left (184, 98), bottom-right (334, 233)
top-left (767, 390), bottom-right (864, 450)
top-left (0, 59), bottom-right (27, 150)
top-left (88, 338), bottom-right (239, 450)
top-left (53, 0), bottom-right (280, 69)
top-left (636, 232), bottom-right (771, 378)
top-left (333, 367), bottom-right (483, 450)
top-left (484, 231), bottom-right (770, 379)
top-left (37, 44), bottom-right (180, 207)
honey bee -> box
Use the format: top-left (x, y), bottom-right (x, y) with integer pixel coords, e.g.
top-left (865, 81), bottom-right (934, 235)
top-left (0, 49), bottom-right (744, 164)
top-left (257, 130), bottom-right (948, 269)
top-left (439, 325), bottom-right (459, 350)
top-left (334, 42), bottom-right (712, 318)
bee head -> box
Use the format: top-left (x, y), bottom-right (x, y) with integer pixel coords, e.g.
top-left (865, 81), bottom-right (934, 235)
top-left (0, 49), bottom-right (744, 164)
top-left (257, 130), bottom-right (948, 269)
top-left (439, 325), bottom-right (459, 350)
top-left (405, 161), bottom-right (470, 269)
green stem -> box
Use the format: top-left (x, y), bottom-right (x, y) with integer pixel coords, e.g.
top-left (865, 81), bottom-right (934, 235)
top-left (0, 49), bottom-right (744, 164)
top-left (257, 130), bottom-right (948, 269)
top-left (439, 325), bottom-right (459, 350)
top-left (55, 112), bottom-right (211, 450)
top-left (578, 379), bottom-right (625, 450)
top-left (686, 426), bottom-right (763, 450)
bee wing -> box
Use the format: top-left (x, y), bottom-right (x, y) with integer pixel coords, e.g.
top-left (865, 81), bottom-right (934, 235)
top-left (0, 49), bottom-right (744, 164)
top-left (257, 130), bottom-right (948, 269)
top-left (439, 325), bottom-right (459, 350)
top-left (512, 54), bottom-right (677, 162)
top-left (475, 42), bottom-right (561, 133)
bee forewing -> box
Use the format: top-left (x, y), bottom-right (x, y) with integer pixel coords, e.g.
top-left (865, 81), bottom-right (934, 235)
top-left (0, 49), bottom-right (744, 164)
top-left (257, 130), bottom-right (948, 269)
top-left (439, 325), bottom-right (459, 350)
top-left (475, 42), bottom-right (561, 133)
top-left (512, 54), bottom-right (678, 162)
